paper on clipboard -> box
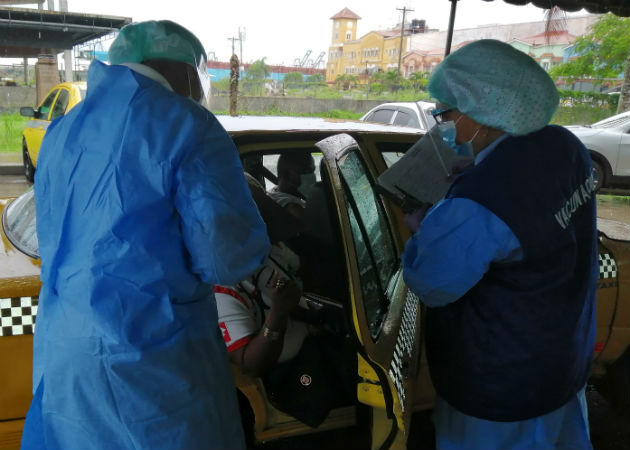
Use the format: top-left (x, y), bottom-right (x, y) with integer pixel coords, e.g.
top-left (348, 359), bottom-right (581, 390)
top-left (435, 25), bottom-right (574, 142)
top-left (375, 125), bottom-right (473, 210)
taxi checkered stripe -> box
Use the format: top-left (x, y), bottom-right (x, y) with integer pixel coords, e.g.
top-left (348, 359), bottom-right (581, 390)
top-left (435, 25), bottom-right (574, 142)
top-left (0, 297), bottom-right (38, 337)
top-left (598, 253), bottom-right (617, 279)
top-left (388, 291), bottom-right (419, 413)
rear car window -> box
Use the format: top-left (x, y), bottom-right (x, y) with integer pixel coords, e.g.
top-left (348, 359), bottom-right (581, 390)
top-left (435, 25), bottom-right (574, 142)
top-left (366, 108), bottom-right (395, 125)
top-left (393, 109), bottom-right (420, 128)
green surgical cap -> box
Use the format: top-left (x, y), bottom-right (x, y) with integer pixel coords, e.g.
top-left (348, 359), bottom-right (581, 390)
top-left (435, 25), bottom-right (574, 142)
top-left (428, 39), bottom-right (559, 136)
top-left (109, 20), bottom-right (206, 69)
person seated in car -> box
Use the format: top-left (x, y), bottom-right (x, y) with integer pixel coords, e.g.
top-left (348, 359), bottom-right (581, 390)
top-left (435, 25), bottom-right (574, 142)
top-left (268, 150), bottom-right (316, 219)
top-left (216, 174), bottom-right (307, 377)
top-left (216, 175), bottom-right (353, 428)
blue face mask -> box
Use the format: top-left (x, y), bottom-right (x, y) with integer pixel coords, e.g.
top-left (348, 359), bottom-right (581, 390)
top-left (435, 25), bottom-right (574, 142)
top-left (454, 141), bottom-right (474, 157)
top-left (437, 119), bottom-right (481, 157)
top-left (436, 120), bottom-right (457, 149)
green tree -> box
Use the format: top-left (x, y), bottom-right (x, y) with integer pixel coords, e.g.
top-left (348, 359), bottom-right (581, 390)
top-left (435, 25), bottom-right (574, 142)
top-left (245, 58), bottom-right (271, 80)
top-left (407, 71), bottom-right (428, 92)
top-left (549, 13), bottom-right (630, 111)
top-left (284, 71), bottom-right (303, 88)
top-left (334, 74), bottom-right (358, 90)
top-left (212, 77), bottom-right (231, 94)
top-left (307, 73), bottom-right (325, 83)
top-left (243, 58), bottom-right (270, 96)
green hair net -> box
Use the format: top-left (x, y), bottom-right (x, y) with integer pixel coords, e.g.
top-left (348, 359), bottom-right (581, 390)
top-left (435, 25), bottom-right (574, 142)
top-left (428, 39), bottom-right (559, 136)
top-left (108, 20), bottom-right (206, 69)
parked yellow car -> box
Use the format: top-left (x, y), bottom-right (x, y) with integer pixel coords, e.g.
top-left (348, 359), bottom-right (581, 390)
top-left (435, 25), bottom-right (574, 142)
top-left (19, 82), bottom-right (86, 182)
top-left (1, 116), bottom-right (628, 450)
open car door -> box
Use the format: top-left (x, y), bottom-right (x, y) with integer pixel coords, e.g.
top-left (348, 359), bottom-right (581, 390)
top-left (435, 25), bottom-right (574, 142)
top-left (315, 133), bottom-right (423, 449)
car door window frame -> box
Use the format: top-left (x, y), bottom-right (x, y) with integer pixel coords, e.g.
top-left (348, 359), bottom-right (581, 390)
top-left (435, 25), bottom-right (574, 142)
top-left (366, 108), bottom-right (396, 125)
top-left (37, 89), bottom-right (59, 120)
top-left (392, 107), bottom-right (420, 129)
top-left (336, 148), bottom-right (399, 339)
top-left (50, 88), bottom-right (71, 121)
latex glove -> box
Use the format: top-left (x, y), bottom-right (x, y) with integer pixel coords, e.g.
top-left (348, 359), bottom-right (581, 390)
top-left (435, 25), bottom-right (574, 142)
top-left (403, 202), bottom-right (432, 233)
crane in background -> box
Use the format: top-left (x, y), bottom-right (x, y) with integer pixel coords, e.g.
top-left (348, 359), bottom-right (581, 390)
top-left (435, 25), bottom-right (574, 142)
top-left (293, 50), bottom-right (311, 67)
top-left (311, 52), bottom-right (325, 68)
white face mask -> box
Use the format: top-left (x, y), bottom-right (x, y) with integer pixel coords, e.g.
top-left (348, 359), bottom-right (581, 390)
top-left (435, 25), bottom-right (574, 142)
top-left (256, 243), bottom-right (302, 307)
top-left (297, 173), bottom-right (317, 198)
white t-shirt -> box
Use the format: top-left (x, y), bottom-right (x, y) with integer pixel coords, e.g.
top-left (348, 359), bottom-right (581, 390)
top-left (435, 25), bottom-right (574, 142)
top-left (215, 279), bottom-right (308, 363)
top-left (267, 187), bottom-right (305, 209)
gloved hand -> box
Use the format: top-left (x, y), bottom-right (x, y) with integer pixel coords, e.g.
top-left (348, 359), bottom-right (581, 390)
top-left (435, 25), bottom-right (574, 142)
top-left (403, 202), bottom-right (432, 233)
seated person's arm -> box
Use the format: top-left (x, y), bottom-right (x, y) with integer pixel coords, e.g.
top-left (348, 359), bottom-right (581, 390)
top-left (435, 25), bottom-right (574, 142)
top-left (217, 271), bottom-right (301, 378)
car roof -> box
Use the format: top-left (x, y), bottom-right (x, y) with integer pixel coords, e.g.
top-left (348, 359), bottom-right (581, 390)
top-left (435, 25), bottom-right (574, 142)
top-left (55, 81), bottom-right (87, 90)
top-left (217, 115), bottom-right (422, 135)
top-left (365, 101), bottom-right (435, 109)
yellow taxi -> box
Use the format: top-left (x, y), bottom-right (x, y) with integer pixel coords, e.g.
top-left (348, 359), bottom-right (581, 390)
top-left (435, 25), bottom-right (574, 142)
top-left (19, 82), bottom-right (86, 182)
top-left (1, 116), bottom-right (628, 449)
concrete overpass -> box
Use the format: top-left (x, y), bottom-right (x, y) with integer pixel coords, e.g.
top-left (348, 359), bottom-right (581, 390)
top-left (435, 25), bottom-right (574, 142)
top-left (0, 3), bottom-right (130, 101)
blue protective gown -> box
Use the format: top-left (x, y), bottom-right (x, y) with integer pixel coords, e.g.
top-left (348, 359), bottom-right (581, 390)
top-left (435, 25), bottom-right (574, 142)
top-left (403, 135), bottom-right (592, 450)
top-left (22, 60), bottom-right (270, 450)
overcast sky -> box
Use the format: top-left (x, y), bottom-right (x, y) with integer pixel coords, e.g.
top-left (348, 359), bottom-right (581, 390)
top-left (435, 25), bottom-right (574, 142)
top-left (8, 0), bottom-right (595, 65)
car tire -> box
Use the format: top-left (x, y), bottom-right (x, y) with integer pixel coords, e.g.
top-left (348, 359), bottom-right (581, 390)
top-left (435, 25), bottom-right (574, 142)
top-left (22, 140), bottom-right (35, 183)
top-left (592, 159), bottom-right (606, 193)
top-left (594, 348), bottom-right (629, 415)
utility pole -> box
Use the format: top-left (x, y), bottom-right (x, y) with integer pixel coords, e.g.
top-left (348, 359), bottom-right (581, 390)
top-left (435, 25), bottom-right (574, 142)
top-left (227, 37), bottom-right (240, 57)
top-left (238, 27), bottom-right (246, 65)
top-left (396, 6), bottom-right (413, 75)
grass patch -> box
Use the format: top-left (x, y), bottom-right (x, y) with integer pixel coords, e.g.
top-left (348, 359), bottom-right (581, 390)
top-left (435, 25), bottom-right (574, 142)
top-left (0, 113), bottom-right (28, 152)
top-left (551, 105), bottom-right (616, 126)
top-left (597, 194), bottom-right (630, 203)
top-left (212, 109), bottom-right (363, 120)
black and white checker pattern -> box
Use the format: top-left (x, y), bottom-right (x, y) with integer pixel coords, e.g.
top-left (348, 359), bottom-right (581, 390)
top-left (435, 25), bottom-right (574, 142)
top-left (388, 291), bottom-right (419, 413)
top-left (599, 253), bottom-right (617, 279)
top-left (0, 297), bottom-right (38, 337)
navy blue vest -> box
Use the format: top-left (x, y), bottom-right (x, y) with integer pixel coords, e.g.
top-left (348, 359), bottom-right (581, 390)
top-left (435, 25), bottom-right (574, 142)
top-left (427, 125), bottom-right (598, 421)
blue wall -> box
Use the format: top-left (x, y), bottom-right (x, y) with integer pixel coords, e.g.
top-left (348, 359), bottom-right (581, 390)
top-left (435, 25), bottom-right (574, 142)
top-left (208, 68), bottom-right (292, 81)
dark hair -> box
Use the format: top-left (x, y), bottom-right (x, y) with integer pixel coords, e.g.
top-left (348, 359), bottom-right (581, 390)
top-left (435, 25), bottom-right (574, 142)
top-left (277, 151), bottom-right (315, 177)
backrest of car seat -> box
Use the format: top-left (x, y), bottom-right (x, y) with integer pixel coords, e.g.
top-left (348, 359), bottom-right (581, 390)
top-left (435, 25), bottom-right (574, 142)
top-left (301, 161), bottom-right (348, 303)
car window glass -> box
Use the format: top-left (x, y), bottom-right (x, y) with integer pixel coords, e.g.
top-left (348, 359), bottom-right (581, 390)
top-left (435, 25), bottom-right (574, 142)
top-left (393, 109), bottom-right (420, 128)
top-left (367, 109), bottom-right (395, 125)
top-left (338, 150), bottom-right (397, 338)
top-left (377, 140), bottom-right (417, 168)
top-left (2, 188), bottom-right (39, 259)
top-left (50, 89), bottom-right (70, 120)
top-left (38, 89), bottom-right (58, 119)
top-left (260, 152), bottom-right (322, 191)
top-left (424, 106), bottom-right (437, 127)
top-left (382, 152), bottom-right (404, 167)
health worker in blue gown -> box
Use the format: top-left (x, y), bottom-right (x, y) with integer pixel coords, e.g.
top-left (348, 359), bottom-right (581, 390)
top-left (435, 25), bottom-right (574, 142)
top-left (402, 40), bottom-right (597, 450)
top-left (21, 20), bottom-right (270, 450)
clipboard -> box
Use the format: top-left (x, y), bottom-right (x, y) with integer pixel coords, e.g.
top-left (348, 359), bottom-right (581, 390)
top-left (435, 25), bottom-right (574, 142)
top-left (375, 125), bottom-right (473, 210)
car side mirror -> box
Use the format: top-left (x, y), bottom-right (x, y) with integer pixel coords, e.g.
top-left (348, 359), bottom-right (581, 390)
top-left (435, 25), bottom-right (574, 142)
top-left (19, 107), bottom-right (36, 118)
